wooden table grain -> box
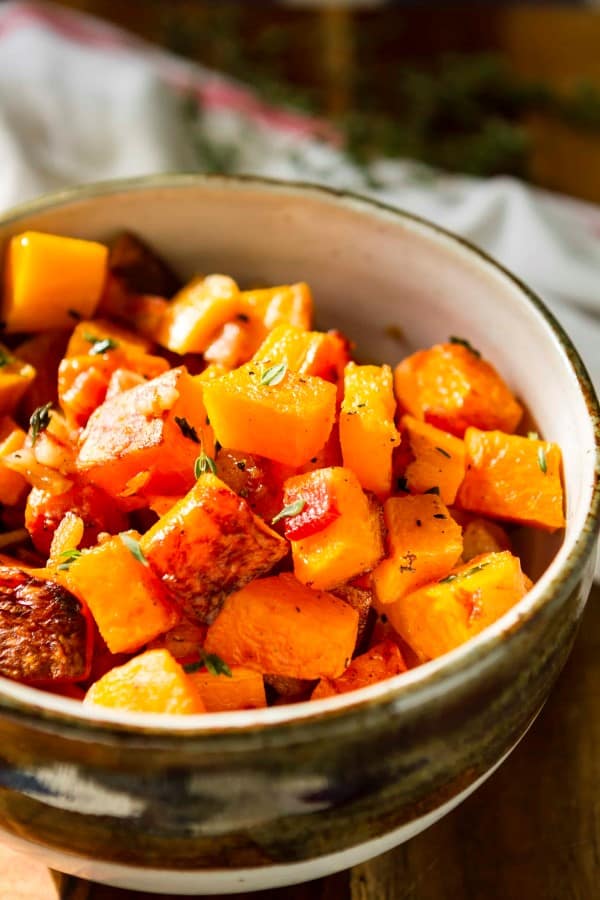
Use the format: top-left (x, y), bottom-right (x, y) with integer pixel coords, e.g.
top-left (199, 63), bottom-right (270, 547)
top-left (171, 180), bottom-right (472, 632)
top-left (1, 3), bottom-right (599, 897)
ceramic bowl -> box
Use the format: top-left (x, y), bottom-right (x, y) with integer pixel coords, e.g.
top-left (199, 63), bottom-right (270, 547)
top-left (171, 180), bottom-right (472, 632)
top-left (0, 176), bottom-right (597, 896)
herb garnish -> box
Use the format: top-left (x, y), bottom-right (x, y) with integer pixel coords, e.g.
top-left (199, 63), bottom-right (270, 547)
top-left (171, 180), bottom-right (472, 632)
top-left (272, 498), bottom-right (306, 526)
top-left (449, 336), bottom-right (481, 358)
top-left (195, 453), bottom-right (217, 477)
top-left (537, 446), bottom-right (547, 474)
top-left (440, 560), bottom-right (490, 584)
top-left (260, 362), bottom-right (287, 386)
top-left (174, 416), bottom-right (200, 444)
top-left (85, 333), bottom-right (119, 355)
top-left (183, 650), bottom-right (232, 677)
top-left (120, 533), bottom-right (149, 567)
top-left (30, 402), bottom-right (52, 444)
top-left (436, 446), bottom-right (451, 459)
top-left (57, 548), bottom-right (83, 571)
top-left (0, 348), bottom-right (13, 368)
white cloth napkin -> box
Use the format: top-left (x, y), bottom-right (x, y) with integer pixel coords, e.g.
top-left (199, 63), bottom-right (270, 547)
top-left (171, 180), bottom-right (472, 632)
top-left (1, 1), bottom-right (599, 395)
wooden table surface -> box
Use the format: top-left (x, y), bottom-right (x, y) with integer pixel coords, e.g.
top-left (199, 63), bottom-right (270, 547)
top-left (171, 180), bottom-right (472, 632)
top-left (2, 2), bottom-right (599, 897)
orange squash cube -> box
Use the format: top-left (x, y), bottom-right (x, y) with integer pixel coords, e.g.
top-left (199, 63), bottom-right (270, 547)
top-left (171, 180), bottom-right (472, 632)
top-left (84, 649), bottom-right (205, 714)
top-left (67, 535), bottom-right (180, 654)
top-left (0, 344), bottom-right (36, 417)
top-left (385, 550), bottom-right (529, 661)
top-left (311, 640), bottom-right (407, 699)
top-left (253, 323), bottom-right (348, 381)
top-left (400, 415), bottom-right (466, 504)
top-left (3, 231), bottom-right (108, 331)
top-left (285, 467), bottom-right (384, 590)
top-left (65, 318), bottom-right (152, 358)
top-left (156, 275), bottom-right (239, 354)
top-left (203, 362), bottom-right (336, 467)
top-left (394, 342), bottom-right (523, 437)
top-left (140, 473), bottom-right (288, 623)
top-left (373, 494), bottom-right (463, 605)
top-left (457, 428), bottom-right (565, 531)
top-left (339, 362), bottom-right (400, 497)
top-left (76, 366), bottom-right (211, 500)
top-left (0, 417), bottom-right (27, 505)
top-left (204, 573), bottom-right (359, 680)
top-left (189, 666), bottom-right (267, 712)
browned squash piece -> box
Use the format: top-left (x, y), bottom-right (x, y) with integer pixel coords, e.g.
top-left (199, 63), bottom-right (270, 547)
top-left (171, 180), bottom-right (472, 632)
top-left (76, 366), bottom-right (212, 501)
top-left (84, 649), bottom-right (205, 714)
top-left (311, 639), bottom-right (407, 699)
top-left (400, 415), bottom-right (466, 505)
top-left (25, 481), bottom-right (128, 556)
top-left (460, 516), bottom-right (512, 562)
top-left (373, 494), bottom-right (463, 605)
top-left (189, 666), bottom-right (267, 712)
top-left (67, 534), bottom-right (180, 654)
top-left (394, 342), bottom-right (523, 437)
top-left (108, 231), bottom-right (181, 297)
top-left (156, 275), bottom-right (240, 355)
top-left (457, 428), bottom-right (565, 531)
top-left (140, 473), bottom-right (288, 623)
top-left (386, 550), bottom-right (528, 661)
top-left (0, 565), bottom-right (92, 683)
top-left (14, 330), bottom-right (70, 418)
top-left (203, 362), bottom-right (336, 467)
top-left (332, 580), bottom-right (374, 649)
top-left (215, 449), bottom-right (294, 523)
top-left (339, 362), bottom-right (400, 497)
top-left (284, 467), bottom-right (384, 590)
top-left (0, 343), bottom-right (36, 417)
top-left (204, 573), bottom-right (358, 680)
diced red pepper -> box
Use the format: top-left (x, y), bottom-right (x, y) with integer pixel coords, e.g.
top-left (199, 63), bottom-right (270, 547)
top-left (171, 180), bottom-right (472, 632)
top-left (282, 470), bottom-right (341, 540)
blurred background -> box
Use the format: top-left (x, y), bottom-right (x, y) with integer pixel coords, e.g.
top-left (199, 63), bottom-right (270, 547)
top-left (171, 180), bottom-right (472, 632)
top-left (54, 0), bottom-right (600, 202)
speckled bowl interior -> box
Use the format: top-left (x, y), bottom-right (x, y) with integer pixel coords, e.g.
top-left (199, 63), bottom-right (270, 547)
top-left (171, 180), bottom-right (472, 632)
top-left (0, 176), bottom-right (597, 895)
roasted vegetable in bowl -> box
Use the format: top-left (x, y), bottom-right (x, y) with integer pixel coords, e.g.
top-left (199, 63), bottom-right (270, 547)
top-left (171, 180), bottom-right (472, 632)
top-left (0, 229), bottom-right (565, 715)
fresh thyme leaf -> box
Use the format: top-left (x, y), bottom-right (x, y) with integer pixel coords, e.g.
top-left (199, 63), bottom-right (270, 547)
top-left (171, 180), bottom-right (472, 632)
top-left (183, 660), bottom-right (203, 674)
top-left (449, 336), bottom-right (481, 358)
top-left (537, 446), bottom-right (547, 474)
top-left (271, 498), bottom-right (306, 526)
top-left (439, 573), bottom-right (458, 584)
top-left (56, 548), bottom-right (83, 571)
top-left (85, 334), bottom-right (119, 355)
top-left (436, 447), bottom-right (451, 459)
top-left (30, 402), bottom-right (52, 444)
top-left (0, 348), bottom-right (13, 368)
top-left (175, 416), bottom-right (200, 444)
top-left (202, 652), bottom-right (232, 677)
top-left (119, 533), bottom-right (149, 567)
top-left (440, 560), bottom-right (490, 584)
top-left (195, 453), bottom-right (217, 477)
top-left (260, 362), bottom-right (287, 386)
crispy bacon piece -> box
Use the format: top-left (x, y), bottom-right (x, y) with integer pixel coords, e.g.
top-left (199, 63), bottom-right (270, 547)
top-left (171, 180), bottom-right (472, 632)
top-left (0, 566), bottom-right (92, 683)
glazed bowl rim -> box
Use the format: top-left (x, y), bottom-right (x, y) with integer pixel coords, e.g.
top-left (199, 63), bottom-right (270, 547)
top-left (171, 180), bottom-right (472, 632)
top-left (0, 172), bottom-right (598, 739)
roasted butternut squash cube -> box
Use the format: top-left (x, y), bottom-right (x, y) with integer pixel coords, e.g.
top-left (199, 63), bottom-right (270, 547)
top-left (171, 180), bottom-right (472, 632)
top-left (67, 535), bottom-right (180, 654)
top-left (340, 362), bottom-right (400, 497)
top-left (203, 362), bottom-right (336, 467)
top-left (76, 366), bottom-right (211, 500)
top-left (400, 415), bottom-right (466, 504)
top-left (253, 323), bottom-right (348, 382)
top-left (140, 473), bottom-right (288, 623)
top-left (204, 573), bottom-right (358, 680)
top-left (0, 416), bottom-right (27, 505)
top-left (0, 344), bottom-right (36, 416)
top-left (14, 330), bottom-right (69, 418)
top-left (84, 649), bottom-right (205, 714)
top-left (311, 640), bottom-right (407, 699)
top-left (460, 516), bottom-right (512, 562)
top-left (189, 666), bottom-right (267, 712)
top-left (156, 275), bottom-right (239, 354)
top-left (385, 551), bottom-right (529, 661)
top-left (373, 494), bottom-right (463, 605)
top-left (394, 342), bottom-right (523, 437)
top-left (457, 428), bottom-right (565, 531)
top-left (285, 467), bottom-right (384, 590)
top-left (66, 318), bottom-right (152, 358)
top-left (3, 231), bottom-right (108, 331)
